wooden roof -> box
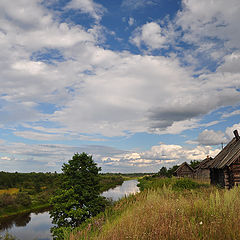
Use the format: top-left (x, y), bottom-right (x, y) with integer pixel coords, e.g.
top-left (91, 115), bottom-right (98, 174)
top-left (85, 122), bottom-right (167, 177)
top-left (210, 137), bottom-right (240, 169)
top-left (174, 162), bottom-right (194, 174)
top-left (196, 157), bottom-right (213, 170)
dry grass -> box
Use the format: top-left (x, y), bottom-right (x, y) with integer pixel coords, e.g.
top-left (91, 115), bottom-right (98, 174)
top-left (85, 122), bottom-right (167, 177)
top-left (0, 188), bottom-right (19, 195)
top-left (67, 184), bottom-right (240, 240)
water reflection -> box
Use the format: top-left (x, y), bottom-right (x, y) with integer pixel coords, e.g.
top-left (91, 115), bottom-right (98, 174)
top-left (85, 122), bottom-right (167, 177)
top-left (0, 213), bottom-right (31, 230)
top-left (0, 208), bottom-right (53, 240)
top-left (0, 180), bottom-right (139, 239)
top-left (101, 180), bottom-right (139, 201)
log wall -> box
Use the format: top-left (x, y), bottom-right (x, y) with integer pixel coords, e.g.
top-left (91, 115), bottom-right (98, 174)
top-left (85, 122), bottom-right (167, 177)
top-left (229, 157), bottom-right (240, 187)
top-left (176, 165), bottom-right (194, 178)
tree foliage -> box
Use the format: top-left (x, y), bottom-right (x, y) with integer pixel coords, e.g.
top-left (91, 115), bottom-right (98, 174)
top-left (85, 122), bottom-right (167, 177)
top-left (155, 165), bottom-right (179, 178)
top-left (190, 160), bottom-right (201, 169)
top-left (50, 153), bottom-right (107, 238)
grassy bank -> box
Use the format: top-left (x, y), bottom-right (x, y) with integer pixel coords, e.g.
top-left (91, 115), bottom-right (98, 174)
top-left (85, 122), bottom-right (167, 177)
top-left (66, 178), bottom-right (240, 240)
top-left (0, 203), bottom-right (51, 219)
top-left (99, 175), bottom-right (124, 192)
top-left (0, 189), bottom-right (53, 219)
top-left (0, 174), bottom-right (124, 220)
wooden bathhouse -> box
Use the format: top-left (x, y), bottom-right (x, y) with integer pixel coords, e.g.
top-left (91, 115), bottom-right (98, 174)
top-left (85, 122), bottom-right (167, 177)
top-left (210, 130), bottom-right (240, 189)
top-left (194, 156), bottom-right (213, 180)
top-left (174, 162), bottom-right (194, 178)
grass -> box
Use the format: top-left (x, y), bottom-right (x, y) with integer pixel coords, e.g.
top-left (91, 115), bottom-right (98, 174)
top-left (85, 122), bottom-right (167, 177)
top-left (0, 203), bottom-right (51, 219)
top-left (66, 178), bottom-right (240, 240)
top-left (0, 188), bottom-right (19, 195)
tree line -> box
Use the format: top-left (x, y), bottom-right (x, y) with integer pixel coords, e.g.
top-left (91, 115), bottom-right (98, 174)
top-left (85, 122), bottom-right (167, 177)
top-left (0, 171), bottom-right (60, 190)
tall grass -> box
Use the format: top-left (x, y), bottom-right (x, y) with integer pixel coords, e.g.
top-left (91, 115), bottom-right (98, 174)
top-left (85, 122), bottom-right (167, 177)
top-left (66, 178), bottom-right (240, 240)
top-left (0, 188), bottom-right (19, 195)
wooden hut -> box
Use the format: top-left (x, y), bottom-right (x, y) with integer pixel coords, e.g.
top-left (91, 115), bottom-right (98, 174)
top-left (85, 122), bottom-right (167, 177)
top-left (174, 162), bottom-right (194, 178)
top-left (210, 130), bottom-right (240, 189)
top-left (194, 156), bottom-right (213, 180)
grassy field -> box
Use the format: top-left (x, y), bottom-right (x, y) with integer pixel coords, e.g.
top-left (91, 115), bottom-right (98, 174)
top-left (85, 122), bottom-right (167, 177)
top-left (66, 178), bottom-right (240, 240)
top-left (0, 188), bottom-right (19, 195)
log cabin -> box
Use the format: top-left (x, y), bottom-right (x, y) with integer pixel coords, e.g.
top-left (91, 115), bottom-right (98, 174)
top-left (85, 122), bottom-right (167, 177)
top-left (210, 130), bottom-right (240, 189)
top-left (174, 162), bottom-right (194, 178)
top-left (194, 156), bottom-right (213, 180)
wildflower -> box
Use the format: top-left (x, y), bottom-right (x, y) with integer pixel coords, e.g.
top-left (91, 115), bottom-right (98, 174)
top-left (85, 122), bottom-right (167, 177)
top-left (199, 221), bottom-right (203, 225)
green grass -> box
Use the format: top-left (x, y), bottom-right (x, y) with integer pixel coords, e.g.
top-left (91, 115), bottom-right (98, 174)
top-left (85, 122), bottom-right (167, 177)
top-left (0, 203), bottom-right (51, 219)
top-left (66, 178), bottom-right (240, 240)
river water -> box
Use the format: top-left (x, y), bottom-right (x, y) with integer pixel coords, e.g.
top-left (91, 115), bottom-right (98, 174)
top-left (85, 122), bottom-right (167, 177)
top-left (0, 180), bottom-right (139, 240)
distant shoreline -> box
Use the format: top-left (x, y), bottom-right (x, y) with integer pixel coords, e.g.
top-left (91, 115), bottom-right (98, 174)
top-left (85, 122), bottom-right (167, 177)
top-left (0, 203), bottom-right (51, 220)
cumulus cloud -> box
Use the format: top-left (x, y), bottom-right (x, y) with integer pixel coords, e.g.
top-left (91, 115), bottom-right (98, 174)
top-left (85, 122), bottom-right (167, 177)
top-left (225, 123), bottom-right (240, 140)
top-left (176, 0), bottom-right (240, 54)
top-left (0, 0), bottom-right (240, 167)
top-left (65, 0), bottom-right (106, 22)
top-left (131, 22), bottom-right (167, 49)
top-left (196, 129), bottom-right (228, 146)
top-left (101, 143), bottom-right (220, 172)
top-left (190, 122), bottom-right (240, 146)
top-left (0, 142), bottom-right (128, 172)
top-left (128, 17), bottom-right (134, 26)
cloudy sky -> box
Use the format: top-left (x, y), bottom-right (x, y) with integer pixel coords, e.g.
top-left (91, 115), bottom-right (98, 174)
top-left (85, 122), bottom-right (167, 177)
top-left (0, 0), bottom-right (240, 173)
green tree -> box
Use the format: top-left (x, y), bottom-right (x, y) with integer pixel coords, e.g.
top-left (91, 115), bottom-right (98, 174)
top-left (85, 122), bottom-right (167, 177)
top-left (50, 153), bottom-right (106, 238)
top-left (166, 165), bottom-right (179, 177)
top-left (158, 167), bottom-right (168, 177)
top-left (190, 160), bottom-right (201, 169)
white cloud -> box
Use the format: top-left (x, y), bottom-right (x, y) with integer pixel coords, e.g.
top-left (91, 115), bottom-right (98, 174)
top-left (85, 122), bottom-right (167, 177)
top-left (0, 142), bottom-right (129, 172)
top-left (176, 0), bottom-right (240, 49)
top-left (190, 122), bottom-right (240, 146)
top-left (131, 22), bottom-right (167, 49)
top-left (65, 0), bottom-right (106, 22)
top-left (121, 0), bottom-right (157, 10)
top-left (128, 17), bottom-right (134, 26)
top-left (196, 129), bottom-right (228, 146)
top-left (222, 109), bottom-right (240, 118)
top-left (13, 131), bottom-right (64, 141)
top-left (0, 156), bottom-right (12, 161)
top-left (0, 0), bottom-right (240, 150)
top-left (225, 123), bottom-right (240, 140)
top-left (101, 143), bottom-right (221, 172)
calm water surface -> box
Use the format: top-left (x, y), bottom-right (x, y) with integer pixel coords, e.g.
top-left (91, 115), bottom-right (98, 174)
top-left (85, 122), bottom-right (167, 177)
top-left (0, 180), bottom-right (139, 240)
top-left (101, 179), bottom-right (139, 201)
top-left (0, 210), bottom-right (53, 240)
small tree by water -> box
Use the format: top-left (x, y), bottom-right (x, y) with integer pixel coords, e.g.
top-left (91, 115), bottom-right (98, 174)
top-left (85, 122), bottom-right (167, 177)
top-left (50, 153), bottom-right (107, 239)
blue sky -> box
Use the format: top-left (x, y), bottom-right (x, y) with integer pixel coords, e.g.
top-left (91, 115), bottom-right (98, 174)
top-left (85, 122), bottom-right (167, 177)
top-left (0, 0), bottom-right (240, 173)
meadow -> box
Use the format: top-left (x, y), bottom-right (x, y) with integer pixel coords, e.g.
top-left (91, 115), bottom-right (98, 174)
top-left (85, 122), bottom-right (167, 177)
top-left (66, 178), bottom-right (240, 240)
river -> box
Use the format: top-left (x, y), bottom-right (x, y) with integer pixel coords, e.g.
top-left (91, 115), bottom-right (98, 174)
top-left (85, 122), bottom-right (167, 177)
top-left (0, 180), bottom-right (139, 240)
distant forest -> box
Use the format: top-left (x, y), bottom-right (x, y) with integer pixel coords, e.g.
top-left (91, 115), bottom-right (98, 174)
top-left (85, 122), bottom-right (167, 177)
top-left (0, 171), bottom-right (59, 190)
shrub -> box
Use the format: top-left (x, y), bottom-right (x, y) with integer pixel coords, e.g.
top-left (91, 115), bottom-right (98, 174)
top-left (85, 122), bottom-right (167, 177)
top-left (172, 178), bottom-right (201, 191)
top-left (15, 192), bottom-right (31, 207)
top-left (0, 193), bottom-right (15, 207)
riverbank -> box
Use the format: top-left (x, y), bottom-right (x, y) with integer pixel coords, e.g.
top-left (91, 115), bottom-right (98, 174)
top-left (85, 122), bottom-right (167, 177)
top-left (0, 174), bottom-right (124, 220)
top-left (66, 177), bottom-right (240, 240)
top-left (0, 203), bottom-right (51, 220)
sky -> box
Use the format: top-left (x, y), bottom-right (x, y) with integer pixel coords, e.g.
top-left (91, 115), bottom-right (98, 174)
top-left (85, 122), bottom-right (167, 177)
top-left (0, 0), bottom-right (240, 173)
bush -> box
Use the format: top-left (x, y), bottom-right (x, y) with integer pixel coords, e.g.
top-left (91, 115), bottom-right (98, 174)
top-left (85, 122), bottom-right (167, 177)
top-left (0, 193), bottom-right (15, 207)
top-left (15, 192), bottom-right (32, 207)
top-left (172, 178), bottom-right (201, 191)
top-left (138, 177), bottom-right (206, 192)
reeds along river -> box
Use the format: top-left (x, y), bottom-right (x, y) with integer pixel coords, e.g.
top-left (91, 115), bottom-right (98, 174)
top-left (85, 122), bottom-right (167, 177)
top-left (0, 180), bottom-right (139, 240)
